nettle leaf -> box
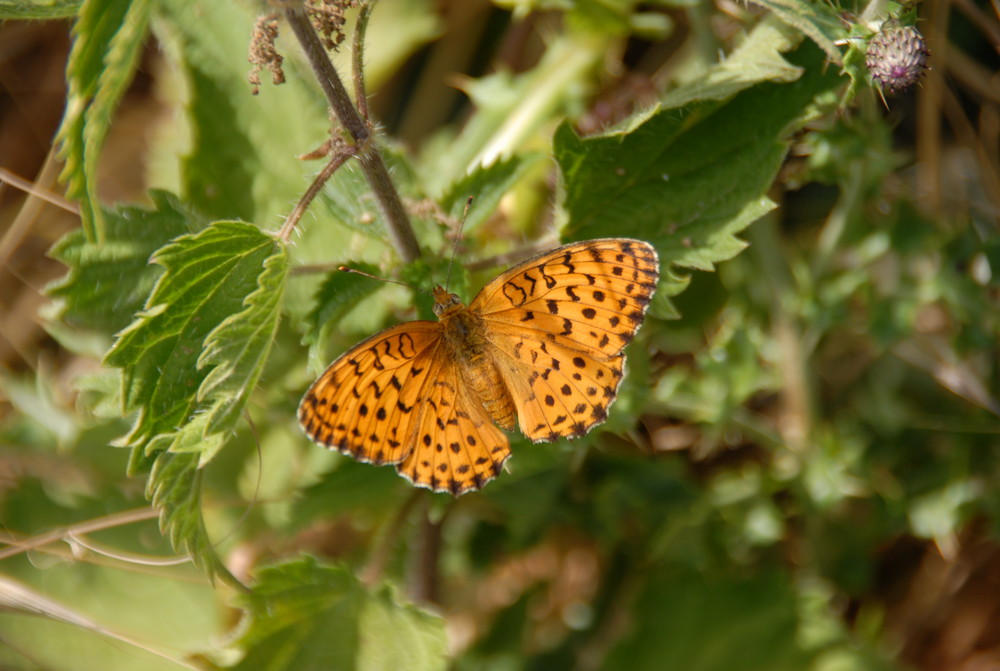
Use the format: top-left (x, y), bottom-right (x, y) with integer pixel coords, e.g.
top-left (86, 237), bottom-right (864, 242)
top-left (147, 450), bottom-right (232, 580)
top-left (105, 221), bottom-right (287, 576)
top-left (195, 247), bottom-right (289, 440)
top-left (107, 220), bottom-right (286, 459)
top-left (57, 0), bottom-right (152, 242)
top-left (0, 0), bottom-right (83, 19)
top-left (229, 557), bottom-right (447, 671)
top-left (46, 191), bottom-right (195, 335)
top-left (555, 21), bottom-right (845, 311)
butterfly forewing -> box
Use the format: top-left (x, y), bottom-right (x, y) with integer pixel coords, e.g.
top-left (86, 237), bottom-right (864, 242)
top-left (471, 239), bottom-right (659, 442)
top-left (298, 322), bottom-right (445, 466)
top-left (472, 239), bottom-right (659, 360)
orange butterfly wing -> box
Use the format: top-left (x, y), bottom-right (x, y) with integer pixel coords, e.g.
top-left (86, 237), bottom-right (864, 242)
top-left (470, 238), bottom-right (659, 442)
top-left (298, 321), bottom-right (511, 494)
top-left (298, 322), bottom-right (444, 467)
top-left (395, 356), bottom-right (510, 495)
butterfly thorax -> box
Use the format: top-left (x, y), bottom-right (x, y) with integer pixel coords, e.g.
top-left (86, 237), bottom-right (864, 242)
top-left (432, 285), bottom-right (517, 432)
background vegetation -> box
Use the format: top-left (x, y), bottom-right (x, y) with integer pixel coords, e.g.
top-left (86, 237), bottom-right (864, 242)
top-left (0, 0), bottom-right (997, 669)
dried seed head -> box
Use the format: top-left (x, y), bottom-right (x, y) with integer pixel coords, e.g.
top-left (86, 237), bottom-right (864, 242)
top-left (307, 0), bottom-right (359, 51)
top-left (249, 14), bottom-right (285, 95)
top-left (866, 25), bottom-right (930, 95)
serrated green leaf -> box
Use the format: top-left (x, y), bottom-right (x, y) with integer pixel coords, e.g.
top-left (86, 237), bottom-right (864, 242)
top-left (440, 154), bottom-right (544, 234)
top-left (57, 0), bottom-right (152, 242)
top-left (555, 32), bottom-right (845, 307)
top-left (102, 221), bottom-right (285, 581)
top-left (147, 450), bottom-right (232, 581)
top-left (0, 0), bottom-right (82, 19)
top-left (746, 0), bottom-right (845, 65)
top-left (196, 247), bottom-right (288, 440)
top-left (105, 221), bottom-right (283, 465)
top-left (230, 557), bottom-right (446, 671)
top-left (46, 191), bottom-right (195, 336)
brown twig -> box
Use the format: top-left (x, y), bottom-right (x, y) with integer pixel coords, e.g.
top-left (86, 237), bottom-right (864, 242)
top-left (360, 488), bottom-right (425, 587)
top-left (916, 0), bottom-right (947, 215)
top-left (408, 502), bottom-right (444, 604)
top-left (282, 2), bottom-right (420, 261)
top-left (278, 141), bottom-right (355, 242)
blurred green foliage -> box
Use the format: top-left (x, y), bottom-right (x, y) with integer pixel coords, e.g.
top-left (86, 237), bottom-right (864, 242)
top-left (0, 0), bottom-right (996, 670)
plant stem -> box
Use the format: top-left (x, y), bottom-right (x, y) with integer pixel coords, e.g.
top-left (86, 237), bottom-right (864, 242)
top-left (360, 489), bottom-right (424, 587)
top-left (352, 0), bottom-right (374, 123)
top-left (278, 145), bottom-right (354, 242)
top-left (283, 3), bottom-right (420, 262)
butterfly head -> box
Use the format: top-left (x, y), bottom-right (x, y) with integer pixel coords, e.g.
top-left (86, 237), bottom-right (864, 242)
top-left (432, 285), bottom-right (464, 318)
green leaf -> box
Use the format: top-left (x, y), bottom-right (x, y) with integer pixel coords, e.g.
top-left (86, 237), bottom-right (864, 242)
top-left (230, 557), bottom-right (447, 671)
top-left (154, 0), bottom-right (329, 226)
top-left (102, 221), bottom-right (286, 580)
top-left (106, 220), bottom-right (285, 462)
top-left (606, 568), bottom-right (816, 671)
top-left (57, 0), bottom-right (152, 242)
top-left (439, 154), bottom-right (544, 234)
top-left (195, 245), bottom-right (289, 440)
top-left (554, 24), bottom-right (845, 308)
top-left (303, 262), bottom-right (383, 371)
top-left (46, 191), bottom-right (195, 336)
top-left (0, 0), bottom-right (82, 19)
top-left (745, 0), bottom-right (845, 65)
top-left (147, 450), bottom-right (233, 581)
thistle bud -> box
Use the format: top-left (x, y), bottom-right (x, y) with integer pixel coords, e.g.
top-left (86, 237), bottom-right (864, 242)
top-left (865, 25), bottom-right (930, 95)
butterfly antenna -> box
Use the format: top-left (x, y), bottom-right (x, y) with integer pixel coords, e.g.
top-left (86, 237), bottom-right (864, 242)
top-left (444, 196), bottom-right (473, 291)
top-left (338, 266), bottom-right (429, 295)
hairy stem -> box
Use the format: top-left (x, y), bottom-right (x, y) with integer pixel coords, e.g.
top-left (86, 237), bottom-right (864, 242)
top-left (352, 1), bottom-right (374, 123)
top-left (283, 3), bottom-right (420, 262)
top-left (278, 144), bottom-right (354, 242)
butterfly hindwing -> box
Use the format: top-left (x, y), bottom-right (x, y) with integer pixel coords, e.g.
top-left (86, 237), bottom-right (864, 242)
top-left (396, 360), bottom-right (511, 495)
top-left (493, 337), bottom-right (626, 442)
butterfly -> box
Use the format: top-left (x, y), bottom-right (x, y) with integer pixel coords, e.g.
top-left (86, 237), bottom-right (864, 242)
top-left (298, 238), bottom-right (660, 495)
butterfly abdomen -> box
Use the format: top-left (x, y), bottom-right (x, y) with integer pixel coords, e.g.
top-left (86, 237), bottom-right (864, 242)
top-left (440, 307), bottom-right (517, 432)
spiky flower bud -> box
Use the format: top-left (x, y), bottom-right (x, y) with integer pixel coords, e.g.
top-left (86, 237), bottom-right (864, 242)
top-left (866, 25), bottom-right (930, 95)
